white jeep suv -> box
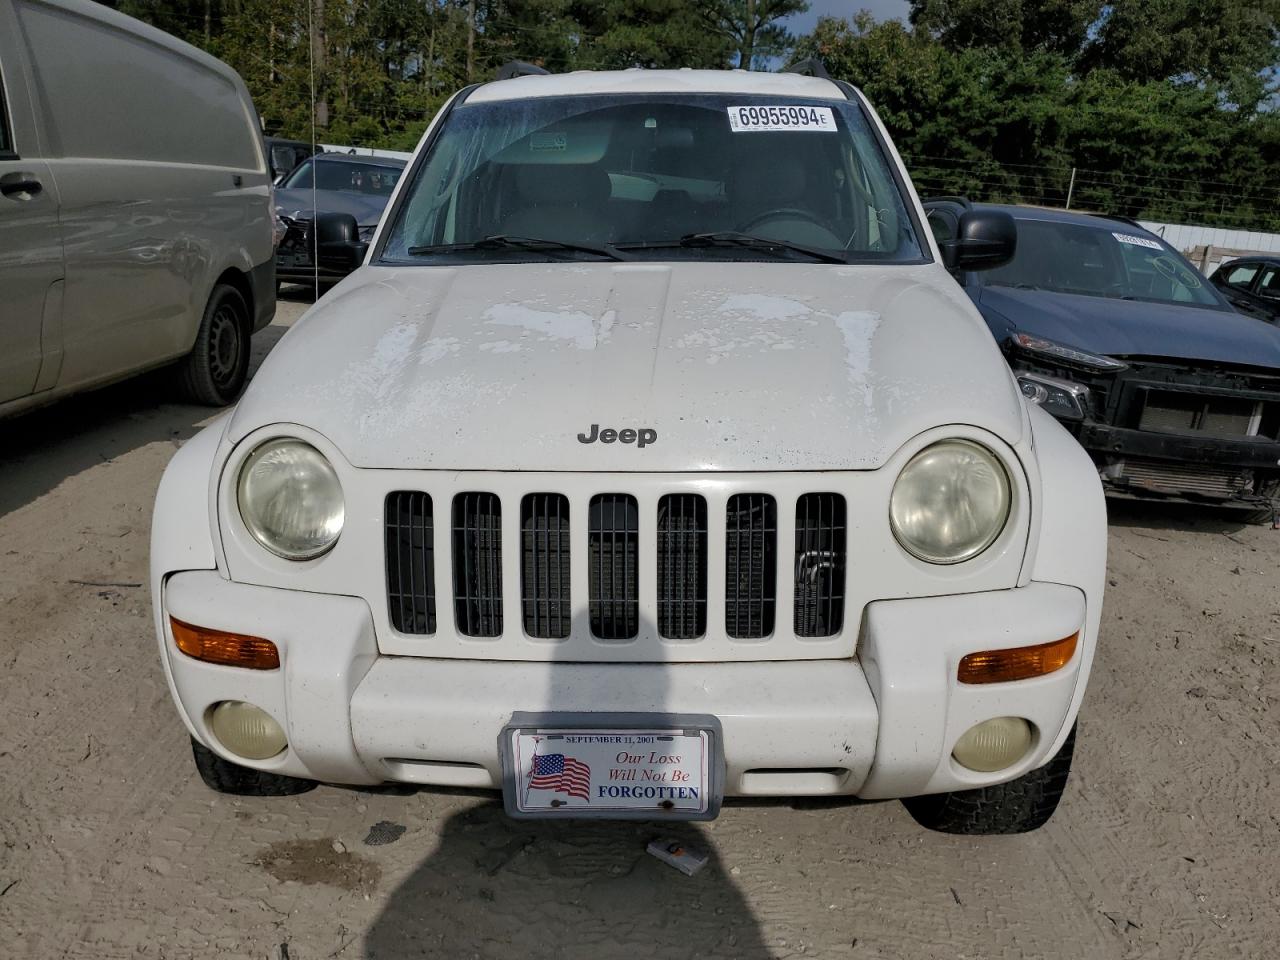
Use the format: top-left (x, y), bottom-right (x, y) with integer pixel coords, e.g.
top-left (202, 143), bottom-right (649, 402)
top-left (151, 66), bottom-right (1106, 834)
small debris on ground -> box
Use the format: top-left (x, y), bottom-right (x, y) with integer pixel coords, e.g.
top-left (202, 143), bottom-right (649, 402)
top-left (646, 838), bottom-right (708, 876)
top-left (363, 820), bottom-right (406, 846)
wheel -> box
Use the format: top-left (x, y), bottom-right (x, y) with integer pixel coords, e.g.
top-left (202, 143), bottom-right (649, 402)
top-left (190, 737), bottom-right (316, 796)
top-left (177, 283), bottom-right (251, 405)
top-left (902, 722), bottom-right (1076, 834)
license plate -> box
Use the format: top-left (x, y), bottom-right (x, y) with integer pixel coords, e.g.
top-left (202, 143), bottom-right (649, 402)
top-left (500, 713), bottom-right (723, 820)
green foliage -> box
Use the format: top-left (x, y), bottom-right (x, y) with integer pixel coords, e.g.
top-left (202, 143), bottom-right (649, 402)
top-left (797, 9), bottom-right (1280, 230)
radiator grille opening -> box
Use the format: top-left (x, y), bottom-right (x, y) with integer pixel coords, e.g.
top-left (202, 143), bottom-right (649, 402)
top-left (657, 494), bottom-right (708, 639)
top-left (588, 494), bottom-right (639, 640)
top-left (452, 492), bottom-right (503, 637)
top-left (520, 494), bottom-right (571, 639)
top-left (725, 493), bottom-right (777, 639)
top-left (1139, 391), bottom-right (1263, 438)
top-left (794, 493), bottom-right (846, 637)
top-left (385, 491), bottom-right (435, 634)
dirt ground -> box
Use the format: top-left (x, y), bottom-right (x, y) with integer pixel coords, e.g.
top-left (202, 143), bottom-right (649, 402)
top-left (1, 294), bottom-right (1277, 960)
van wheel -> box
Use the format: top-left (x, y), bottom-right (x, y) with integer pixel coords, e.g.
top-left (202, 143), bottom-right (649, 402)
top-left (902, 722), bottom-right (1076, 834)
top-left (178, 283), bottom-right (251, 405)
top-left (191, 737), bottom-right (315, 796)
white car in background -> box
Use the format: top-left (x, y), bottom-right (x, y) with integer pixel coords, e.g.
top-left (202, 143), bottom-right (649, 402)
top-left (151, 64), bottom-right (1107, 834)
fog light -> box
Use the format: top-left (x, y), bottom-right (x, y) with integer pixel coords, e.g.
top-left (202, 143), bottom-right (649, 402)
top-left (952, 717), bottom-right (1033, 773)
top-left (207, 701), bottom-right (287, 760)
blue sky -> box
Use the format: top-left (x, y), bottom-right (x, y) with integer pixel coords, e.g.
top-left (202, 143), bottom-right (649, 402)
top-left (783, 0), bottom-right (911, 34)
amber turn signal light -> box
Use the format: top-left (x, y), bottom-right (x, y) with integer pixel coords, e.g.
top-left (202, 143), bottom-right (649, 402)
top-left (171, 617), bottom-right (280, 670)
top-left (958, 632), bottom-right (1078, 684)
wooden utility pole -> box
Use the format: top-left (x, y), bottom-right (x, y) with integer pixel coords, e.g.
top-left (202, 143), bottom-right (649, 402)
top-left (741, 0), bottom-right (755, 70)
top-left (310, 0), bottom-right (328, 127)
top-left (466, 0), bottom-right (476, 82)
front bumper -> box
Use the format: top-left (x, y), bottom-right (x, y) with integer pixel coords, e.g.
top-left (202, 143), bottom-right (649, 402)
top-left (1071, 421), bottom-right (1280, 508)
top-left (161, 571), bottom-right (1087, 801)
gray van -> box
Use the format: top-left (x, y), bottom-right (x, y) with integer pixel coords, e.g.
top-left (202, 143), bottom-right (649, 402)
top-left (0, 0), bottom-right (275, 415)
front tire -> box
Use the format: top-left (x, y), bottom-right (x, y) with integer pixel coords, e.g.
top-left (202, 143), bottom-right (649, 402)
top-left (178, 283), bottom-right (251, 405)
top-left (190, 737), bottom-right (315, 796)
top-left (903, 722), bottom-right (1076, 834)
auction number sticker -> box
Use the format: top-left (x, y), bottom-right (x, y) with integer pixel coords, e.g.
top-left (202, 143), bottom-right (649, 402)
top-left (1112, 232), bottom-right (1163, 250)
top-left (727, 105), bottom-right (836, 132)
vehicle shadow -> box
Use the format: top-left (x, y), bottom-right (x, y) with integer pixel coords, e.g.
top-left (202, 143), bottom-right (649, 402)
top-left (0, 323), bottom-right (288, 520)
top-left (362, 800), bottom-right (771, 960)
top-left (1105, 497), bottom-right (1259, 535)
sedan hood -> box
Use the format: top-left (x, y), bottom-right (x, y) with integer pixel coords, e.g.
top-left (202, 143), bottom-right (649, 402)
top-left (274, 188), bottom-right (390, 228)
top-left (230, 263), bottom-right (1025, 471)
top-left (980, 285), bottom-right (1280, 370)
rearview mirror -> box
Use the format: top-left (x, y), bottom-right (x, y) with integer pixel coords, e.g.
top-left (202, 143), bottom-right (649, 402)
top-left (941, 209), bottom-right (1016, 272)
top-left (315, 212), bottom-right (368, 274)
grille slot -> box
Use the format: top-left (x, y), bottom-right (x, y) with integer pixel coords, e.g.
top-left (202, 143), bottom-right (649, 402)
top-left (725, 494), bottom-right (777, 639)
top-left (794, 493), bottom-right (846, 637)
top-left (588, 494), bottom-right (639, 640)
top-left (385, 491), bottom-right (436, 634)
top-left (1139, 391), bottom-right (1262, 438)
top-left (1118, 459), bottom-right (1251, 498)
top-left (657, 494), bottom-right (708, 639)
top-left (520, 494), bottom-right (571, 639)
top-left (452, 493), bottom-right (503, 637)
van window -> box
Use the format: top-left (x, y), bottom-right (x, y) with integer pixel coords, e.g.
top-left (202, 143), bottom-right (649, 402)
top-left (15, 1), bottom-right (257, 169)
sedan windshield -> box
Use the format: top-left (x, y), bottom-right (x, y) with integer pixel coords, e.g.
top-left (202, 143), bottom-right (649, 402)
top-left (379, 93), bottom-right (924, 264)
top-left (985, 218), bottom-right (1226, 309)
top-left (282, 158), bottom-right (403, 196)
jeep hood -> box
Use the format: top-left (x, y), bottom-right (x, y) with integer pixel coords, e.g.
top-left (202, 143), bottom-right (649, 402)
top-left (979, 285), bottom-right (1280, 370)
top-left (229, 263), bottom-right (1025, 471)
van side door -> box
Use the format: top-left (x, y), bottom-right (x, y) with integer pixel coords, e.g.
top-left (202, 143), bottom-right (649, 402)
top-left (0, 0), bottom-right (63, 406)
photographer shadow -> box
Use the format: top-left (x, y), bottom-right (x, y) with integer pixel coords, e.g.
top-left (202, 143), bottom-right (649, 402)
top-left (363, 800), bottom-right (771, 959)
top-left (364, 599), bottom-right (771, 959)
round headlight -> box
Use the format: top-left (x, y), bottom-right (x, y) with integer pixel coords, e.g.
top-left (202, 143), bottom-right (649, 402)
top-left (889, 439), bottom-right (1011, 564)
top-left (237, 439), bottom-right (344, 559)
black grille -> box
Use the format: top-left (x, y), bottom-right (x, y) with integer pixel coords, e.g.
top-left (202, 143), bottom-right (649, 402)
top-left (385, 491), bottom-right (436, 634)
top-left (521, 494), bottom-right (571, 639)
top-left (588, 494), bottom-right (639, 640)
top-left (656, 494), bottom-right (707, 639)
top-left (452, 493), bottom-right (503, 637)
top-left (793, 494), bottom-right (846, 637)
top-left (725, 494), bottom-right (777, 639)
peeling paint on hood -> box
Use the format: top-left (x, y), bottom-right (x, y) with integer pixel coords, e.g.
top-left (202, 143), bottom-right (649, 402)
top-left (229, 262), bottom-right (1025, 471)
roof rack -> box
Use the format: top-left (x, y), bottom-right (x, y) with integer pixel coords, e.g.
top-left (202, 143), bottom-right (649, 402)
top-left (495, 60), bottom-right (550, 81)
top-left (781, 58), bottom-right (830, 80)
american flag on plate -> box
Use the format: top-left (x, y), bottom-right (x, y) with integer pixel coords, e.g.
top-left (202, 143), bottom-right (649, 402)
top-left (529, 753), bottom-right (591, 801)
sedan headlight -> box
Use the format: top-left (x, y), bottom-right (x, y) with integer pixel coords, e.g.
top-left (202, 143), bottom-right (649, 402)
top-left (237, 439), bottom-right (344, 559)
top-left (890, 440), bottom-right (1011, 564)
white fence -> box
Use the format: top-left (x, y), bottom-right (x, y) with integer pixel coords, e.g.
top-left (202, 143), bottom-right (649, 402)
top-left (1138, 220), bottom-right (1280, 274)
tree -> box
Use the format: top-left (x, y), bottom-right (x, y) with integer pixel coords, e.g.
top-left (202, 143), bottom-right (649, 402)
top-left (909, 0), bottom-right (1102, 57)
top-left (702, 0), bottom-right (810, 69)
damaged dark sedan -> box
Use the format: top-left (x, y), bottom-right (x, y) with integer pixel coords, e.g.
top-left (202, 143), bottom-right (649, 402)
top-left (273, 153), bottom-right (407, 286)
top-left (927, 200), bottom-right (1280, 522)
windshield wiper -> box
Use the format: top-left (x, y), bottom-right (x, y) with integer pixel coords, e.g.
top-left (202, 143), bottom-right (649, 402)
top-left (617, 231), bottom-right (847, 264)
top-left (407, 235), bottom-right (628, 261)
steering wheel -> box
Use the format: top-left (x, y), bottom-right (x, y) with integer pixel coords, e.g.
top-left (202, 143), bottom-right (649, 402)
top-left (739, 207), bottom-right (833, 234)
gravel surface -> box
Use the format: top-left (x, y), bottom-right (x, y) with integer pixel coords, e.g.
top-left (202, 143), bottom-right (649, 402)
top-left (1, 294), bottom-right (1277, 959)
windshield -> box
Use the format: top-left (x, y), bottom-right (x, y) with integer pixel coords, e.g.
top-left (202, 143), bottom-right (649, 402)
top-left (282, 158), bottom-right (403, 196)
top-left (985, 218), bottom-right (1226, 309)
top-left (379, 93), bottom-right (924, 264)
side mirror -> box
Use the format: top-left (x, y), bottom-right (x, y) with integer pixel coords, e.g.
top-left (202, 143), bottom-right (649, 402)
top-left (315, 212), bottom-right (368, 274)
top-left (941, 209), bottom-right (1016, 272)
